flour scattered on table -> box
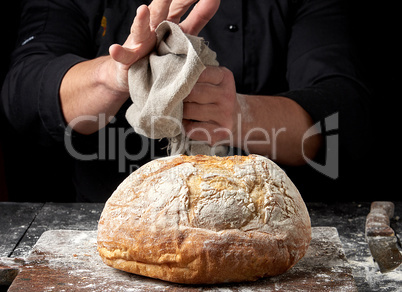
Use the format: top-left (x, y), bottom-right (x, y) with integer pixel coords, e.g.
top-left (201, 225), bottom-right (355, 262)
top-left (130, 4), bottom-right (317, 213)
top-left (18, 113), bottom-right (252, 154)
top-left (16, 228), bottom-right (357, 292)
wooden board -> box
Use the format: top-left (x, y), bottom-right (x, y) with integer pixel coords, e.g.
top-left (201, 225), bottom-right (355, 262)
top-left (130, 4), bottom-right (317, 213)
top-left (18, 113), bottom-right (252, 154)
top-left (1, 227), bottom-right (356, 291)
top-left (0, 202), bottom-right (44, 257)
top-left (7, 203), bottom-right (104, 258)
top-left (308, 202), bottom-right (402, 291)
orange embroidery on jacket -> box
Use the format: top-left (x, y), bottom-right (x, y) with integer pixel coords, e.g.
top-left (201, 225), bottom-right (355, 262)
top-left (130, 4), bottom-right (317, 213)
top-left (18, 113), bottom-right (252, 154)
top-left (101, 16), bottom-right (107, 37)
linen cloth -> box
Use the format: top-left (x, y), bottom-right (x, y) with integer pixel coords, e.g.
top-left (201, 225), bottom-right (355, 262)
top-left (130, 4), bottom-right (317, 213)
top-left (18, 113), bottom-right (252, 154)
top-left (126, 21), bottom-right (227, 156)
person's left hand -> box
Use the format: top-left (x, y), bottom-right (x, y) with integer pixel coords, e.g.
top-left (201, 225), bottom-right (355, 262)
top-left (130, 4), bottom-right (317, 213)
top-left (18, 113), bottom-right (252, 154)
top-left (182, 66), bottom-right (242, 147)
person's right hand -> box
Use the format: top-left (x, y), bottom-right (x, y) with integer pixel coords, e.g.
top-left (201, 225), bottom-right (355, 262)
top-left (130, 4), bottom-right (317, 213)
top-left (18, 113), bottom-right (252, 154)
top-left (108, 0), bottom-right (220, 93)
top-left (108, 1), bottom-right (166, 93)
top-left (60, 0), bottom-right (220, 135)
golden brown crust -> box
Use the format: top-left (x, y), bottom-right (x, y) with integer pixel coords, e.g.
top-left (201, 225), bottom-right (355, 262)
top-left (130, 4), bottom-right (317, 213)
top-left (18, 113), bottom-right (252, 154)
top-left (97, 155), bottom-right (311, 284)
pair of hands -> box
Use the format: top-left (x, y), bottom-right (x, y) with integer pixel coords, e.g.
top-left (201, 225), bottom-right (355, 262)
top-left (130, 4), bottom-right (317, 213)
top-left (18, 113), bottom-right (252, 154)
top-left (110, 0), bottom-right (241, 147)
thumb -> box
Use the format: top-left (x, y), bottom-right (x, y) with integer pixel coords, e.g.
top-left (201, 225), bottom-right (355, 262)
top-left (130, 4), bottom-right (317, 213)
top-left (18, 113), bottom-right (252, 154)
top-left (109, 5), bottom-right (155, 67)
top-left (109, 44), bottom-right (141, 66)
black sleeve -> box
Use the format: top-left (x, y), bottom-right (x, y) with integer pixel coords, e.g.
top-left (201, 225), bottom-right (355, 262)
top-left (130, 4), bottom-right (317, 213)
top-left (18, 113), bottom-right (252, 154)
top-left (1, 0), bottom-right (104, 145)
top-left (280, 0), bottom-right (371, 159)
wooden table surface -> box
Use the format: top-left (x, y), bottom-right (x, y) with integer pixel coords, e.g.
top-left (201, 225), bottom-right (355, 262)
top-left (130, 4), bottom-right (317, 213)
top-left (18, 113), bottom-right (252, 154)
top-left (1, 201), bottom-right (401, 291)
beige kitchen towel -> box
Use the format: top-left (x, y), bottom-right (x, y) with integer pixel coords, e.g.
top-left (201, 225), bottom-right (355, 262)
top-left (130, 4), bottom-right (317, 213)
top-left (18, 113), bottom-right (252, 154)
top-left (126, 21), bottom-right (227, 156)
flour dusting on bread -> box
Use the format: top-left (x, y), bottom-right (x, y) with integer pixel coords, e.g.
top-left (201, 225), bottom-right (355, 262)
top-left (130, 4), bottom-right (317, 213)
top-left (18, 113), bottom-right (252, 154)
top-left (97, 155), bottom-right (311, 284)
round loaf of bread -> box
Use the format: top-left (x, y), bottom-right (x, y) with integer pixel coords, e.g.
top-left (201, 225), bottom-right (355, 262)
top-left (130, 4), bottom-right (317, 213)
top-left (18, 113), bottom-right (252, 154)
top-left (97, 155), bottom-right (311, 284)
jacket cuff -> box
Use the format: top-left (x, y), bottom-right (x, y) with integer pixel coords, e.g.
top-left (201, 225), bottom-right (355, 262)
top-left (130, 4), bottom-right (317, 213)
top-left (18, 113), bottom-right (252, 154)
top-left (38, 54), bottom-right (87, 142)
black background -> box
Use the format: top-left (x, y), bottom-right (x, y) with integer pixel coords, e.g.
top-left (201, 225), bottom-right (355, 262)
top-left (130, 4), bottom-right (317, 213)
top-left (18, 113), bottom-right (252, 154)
top-left (0, 1), bottom-right (400, 202)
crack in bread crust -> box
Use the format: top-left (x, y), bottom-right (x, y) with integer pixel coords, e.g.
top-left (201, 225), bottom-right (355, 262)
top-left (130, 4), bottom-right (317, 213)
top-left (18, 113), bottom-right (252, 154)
top-left (97, 155), bottom-right (311, 284)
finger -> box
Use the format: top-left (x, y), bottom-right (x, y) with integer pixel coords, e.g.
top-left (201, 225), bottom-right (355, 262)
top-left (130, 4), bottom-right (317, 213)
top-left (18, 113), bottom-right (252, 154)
top-left (130, 5), bottom-right (151, 43)
top-left (110, 6), bottom-right (149, 65)
top-left (109, 44), bottom-right (139, 65)
top-left (197, 66), bottom-right (225, 84)
top-left (178, 0), bottom-right (220, 35)
top-left (182, 119), bottom-right (215, 143)
top-left (183, 102), bottom-right (218, 122)
top-left (183, 66), bottom-right (224, 103)
top-left (111, 5), bottom-right (154, 66)
top-left (184, 83), bottom-right (219, 104)
top-left (148, 0), bottom-right (172, 30)
top-left (167, 0), bottom-right (197, 24)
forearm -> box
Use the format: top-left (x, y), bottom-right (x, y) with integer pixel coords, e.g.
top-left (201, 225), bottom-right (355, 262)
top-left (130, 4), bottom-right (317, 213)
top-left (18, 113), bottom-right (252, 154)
top-left (60, 56), bottom-right (129, 135)
top-left (236, 94), bottom-right (322, 165)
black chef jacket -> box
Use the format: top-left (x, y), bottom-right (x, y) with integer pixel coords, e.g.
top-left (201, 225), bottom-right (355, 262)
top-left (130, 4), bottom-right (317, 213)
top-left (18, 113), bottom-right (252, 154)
top-left (1, 0), bottom-right (370, 202)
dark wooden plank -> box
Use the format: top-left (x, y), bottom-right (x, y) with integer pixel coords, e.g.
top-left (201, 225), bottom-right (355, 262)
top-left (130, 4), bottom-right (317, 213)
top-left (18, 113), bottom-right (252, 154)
top-left (307, 202), bottom-right (402, 292)
top-left (10, 203), bottom-right (104, 257)
top-left (4, 201), bottom-right (401, 290)
top-left (0, 257), bottom-right (22, 286)
top-left (0, 202), bottom-right (44, 257)
top-left (7, 228), bottom-right (357, 292)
